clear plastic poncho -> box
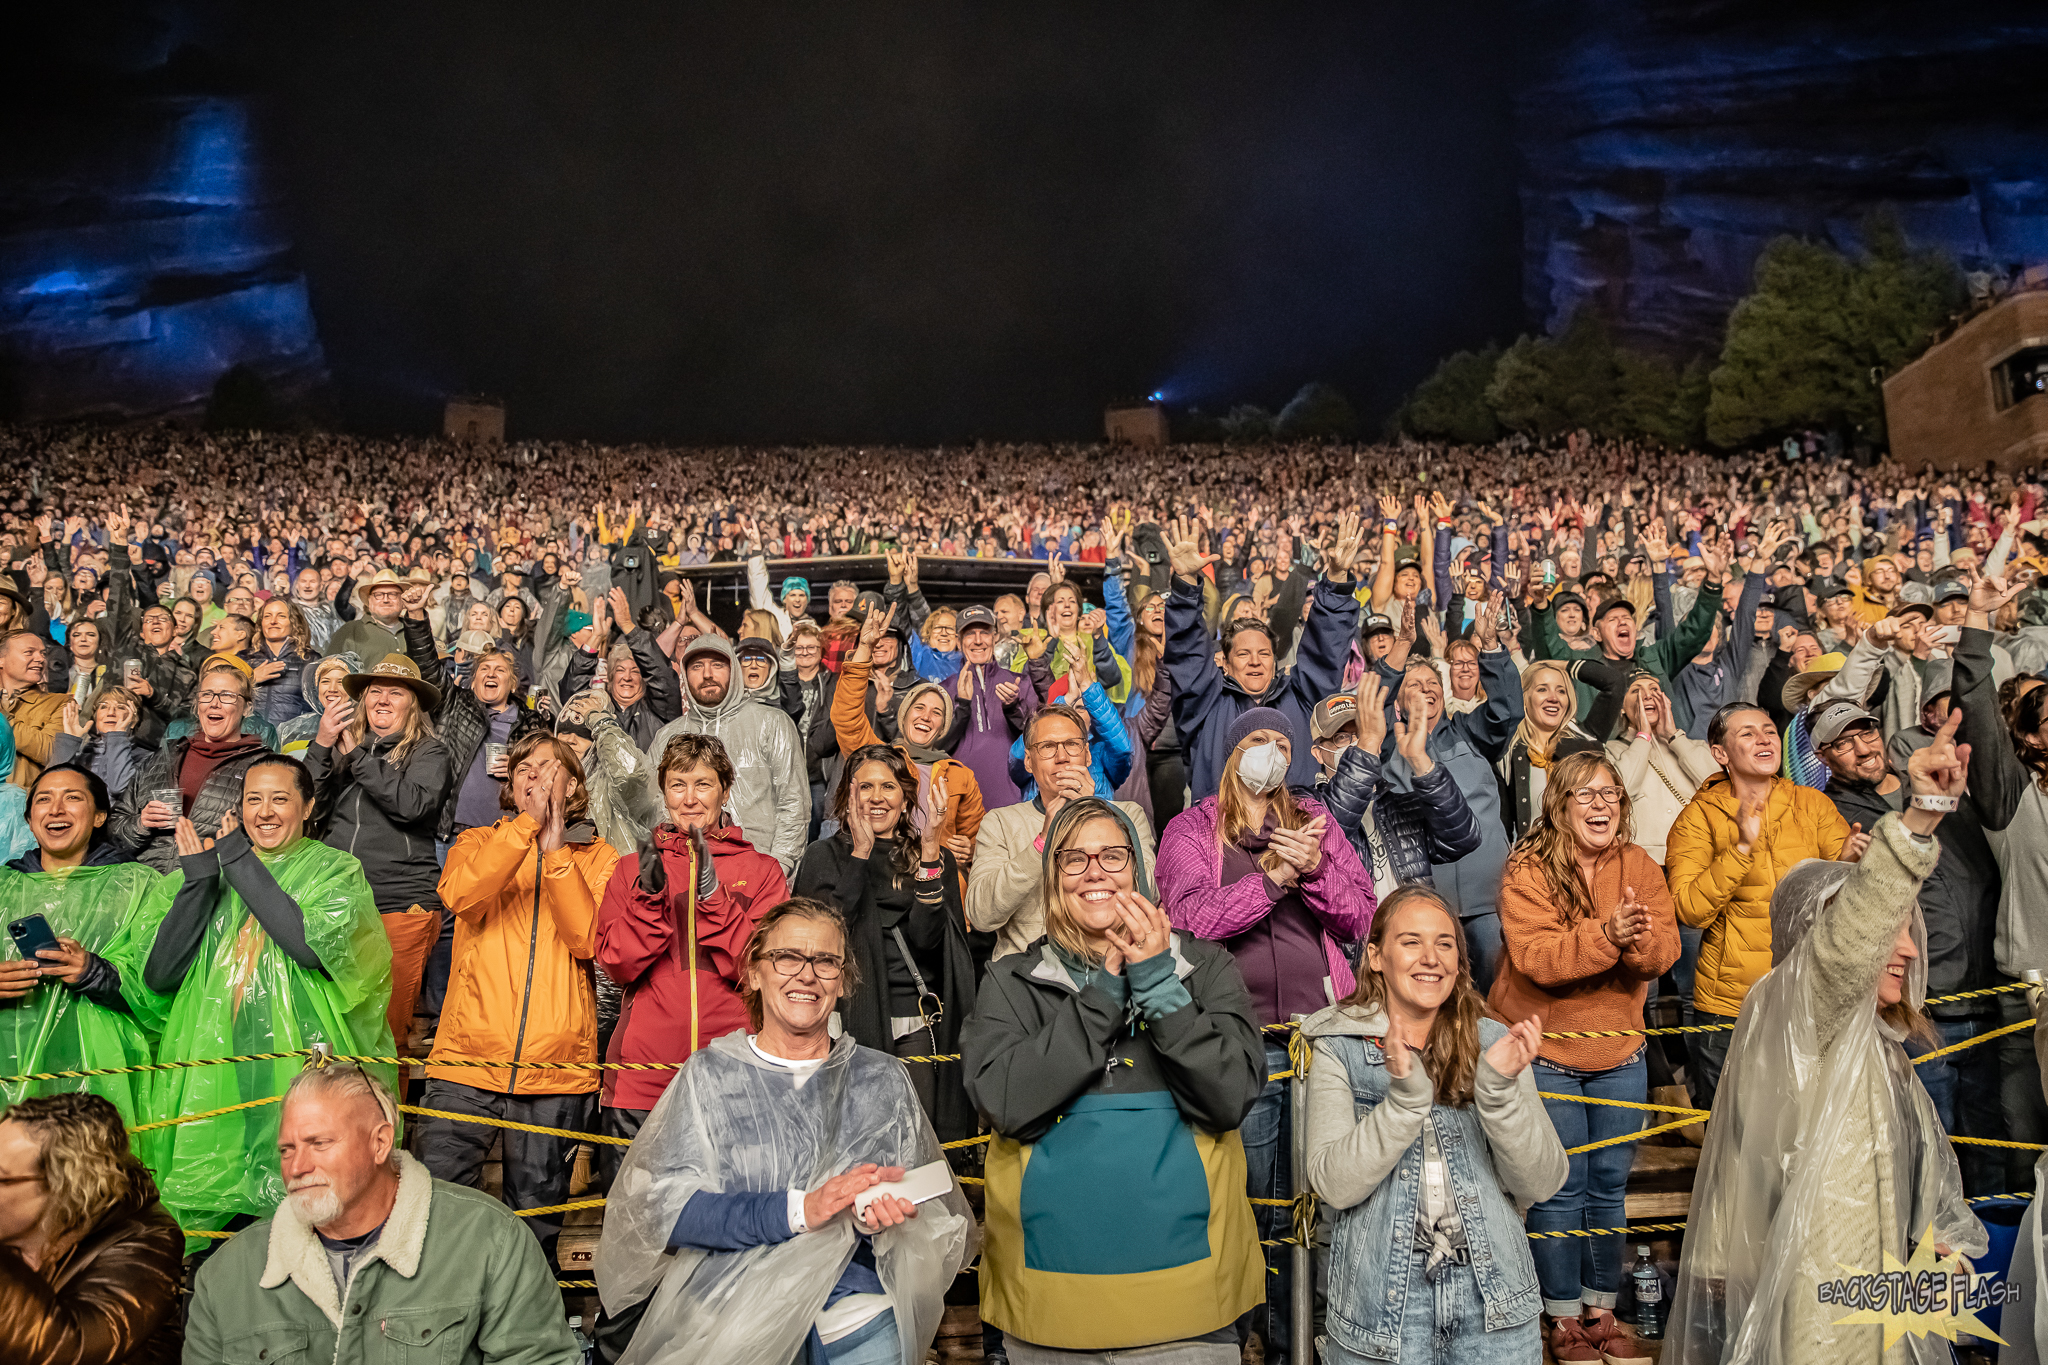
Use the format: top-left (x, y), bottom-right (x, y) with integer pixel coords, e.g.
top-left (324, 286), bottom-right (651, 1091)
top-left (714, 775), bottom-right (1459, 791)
top-left (596, 1030), bottom-right (975, 1365)
top-left (128, 837), bottom-right (394, 1231)
top-left (1667, 850), bottom-right (1985, 1364)
top-left (0, 861), bottom-right (179, 1128)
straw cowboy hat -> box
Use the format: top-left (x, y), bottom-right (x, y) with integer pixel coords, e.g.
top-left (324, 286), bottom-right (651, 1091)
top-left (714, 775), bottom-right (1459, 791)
top-left (1781, 651), bottom-right (1847, 714)
top-left (342, 652), bottom-right (442, 711)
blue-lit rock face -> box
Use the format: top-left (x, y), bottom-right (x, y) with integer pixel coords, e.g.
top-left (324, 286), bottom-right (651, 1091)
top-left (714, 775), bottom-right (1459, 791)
top-left (0, 78), bottom-right (326, 421)
top-left (1518, 2), bottom-right (2048, 355)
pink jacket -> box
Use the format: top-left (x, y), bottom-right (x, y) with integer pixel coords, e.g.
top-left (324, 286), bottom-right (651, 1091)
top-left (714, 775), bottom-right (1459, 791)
top-left (1156, 794), bottom-right (1376, 1003)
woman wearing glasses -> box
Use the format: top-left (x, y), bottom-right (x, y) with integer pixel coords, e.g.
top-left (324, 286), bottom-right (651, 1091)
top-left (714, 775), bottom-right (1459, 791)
top-left (596, 897), bottom-right (975, 1365)
top-left (963, 797), bottom-right (1266, 1362)
top-left (794, 744), bottom-right (976, 1141)
top-left (1488, 749), bottom-right (1678, 1364)
top-left (105, 657), bottom-right (271, 874)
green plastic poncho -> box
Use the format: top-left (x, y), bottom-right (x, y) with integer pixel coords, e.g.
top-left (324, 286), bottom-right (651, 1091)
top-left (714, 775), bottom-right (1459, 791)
top-left (130, 836), bottom-right (394, 1233)
top-left (0, 860), bottom-right (178, 1128)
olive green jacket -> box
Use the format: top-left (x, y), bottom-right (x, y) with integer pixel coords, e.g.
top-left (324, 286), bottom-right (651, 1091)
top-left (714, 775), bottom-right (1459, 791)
top-left (184, 1152), bottom-right (577, 1365)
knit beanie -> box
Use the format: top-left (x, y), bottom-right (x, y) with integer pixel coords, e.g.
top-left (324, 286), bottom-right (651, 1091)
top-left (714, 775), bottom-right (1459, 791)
top-left (1225, 706), bottom-right (1296, 753)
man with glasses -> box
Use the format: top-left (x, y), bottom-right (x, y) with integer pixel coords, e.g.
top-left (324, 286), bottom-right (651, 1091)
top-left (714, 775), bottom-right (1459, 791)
top-left (107, 658), bottom-right (271, 872)
top-left (968, 704), bottom-right (1155, 959)
top-left (1814, 698), bottom-right (2004, 1186)
top-left (324, 568), bottom-right (410, 665)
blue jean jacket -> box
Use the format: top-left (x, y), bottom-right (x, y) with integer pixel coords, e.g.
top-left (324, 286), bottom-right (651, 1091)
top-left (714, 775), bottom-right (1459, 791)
top-left (1318, 1020), bottom-right (1542, 1361)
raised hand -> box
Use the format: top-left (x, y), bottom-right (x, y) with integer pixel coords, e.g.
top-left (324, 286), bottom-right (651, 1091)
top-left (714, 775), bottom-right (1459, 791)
top-left (1354, 672), bottom-right (1389, 754)
top-left (1472, 589), bottom-right (1504, 653)
top-left (172, 816), bottom-right (216, 857)
top-left (858, 602), bottom-right (896, 650)
top-left (1381, 1029), bottom-right (1412, 1079)
top-left (59, 698), bottom-right (84, 738)
top-left (1840, 821), bottom-right (1872, 863)
top-left (1905, 707), bottom-right (1970, 807)
top-left (1604, 885), bottom-right (1651, 947)
top-left (1735, 790), bottom-right (1765, 856)
top-left (1101, 890), bottom-right (1172, 975)
top-left (1394, 707), bottom-right (1432, 774)
top-left (1167, 526), bottom-right (1220, 581)
top-left (1323, 510), bottom-right (1366, 580)
top-left (1969, 573), bottom-right (2026, 617)
top-left (609, 586), bottom-right (636, 634)
top-left (1482, 1016), bottom-right (1544, 1079)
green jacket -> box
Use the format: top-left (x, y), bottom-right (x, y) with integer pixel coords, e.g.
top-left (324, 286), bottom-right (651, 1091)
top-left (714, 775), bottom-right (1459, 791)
top-left (185, 1151), bottom-right (577, 1365)
top-left (1537, 580), bottom-right (1724, 732)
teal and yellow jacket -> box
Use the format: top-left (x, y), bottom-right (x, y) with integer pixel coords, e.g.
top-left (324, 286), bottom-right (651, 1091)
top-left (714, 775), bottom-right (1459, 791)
top-left (961, 931), bottom-right (1266, 1350)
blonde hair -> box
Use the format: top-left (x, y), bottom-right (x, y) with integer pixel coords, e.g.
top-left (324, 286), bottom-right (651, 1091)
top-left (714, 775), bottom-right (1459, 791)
top-left (740, 609), bottom-right (784, 650)
top-left (1, 1093), bottom-right (156, 1241)
top-left (1039, 799), bottom-right (1136, 964)
top-left (1512, 660), bottom-right (1577, 762)
top-left (345, 684), bottom-right (437, 765)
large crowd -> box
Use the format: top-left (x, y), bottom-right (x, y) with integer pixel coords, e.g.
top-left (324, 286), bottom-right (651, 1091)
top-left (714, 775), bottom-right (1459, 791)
top-left (0, 421), bottom-right (2043, 1365)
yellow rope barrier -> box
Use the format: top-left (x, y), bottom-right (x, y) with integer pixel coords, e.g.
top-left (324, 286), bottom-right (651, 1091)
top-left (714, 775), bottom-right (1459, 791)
top-left (397, 1103), bottom-right (635, 1146)
top-left (1538, 1092), bottom-right (1708, 1119)
top-left (131, 1093), bottom-right (283, 1132)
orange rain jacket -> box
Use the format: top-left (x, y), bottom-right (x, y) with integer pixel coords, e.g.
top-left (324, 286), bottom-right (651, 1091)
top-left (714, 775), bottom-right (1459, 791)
top-left (426, 813), bottom-right (622, 1096)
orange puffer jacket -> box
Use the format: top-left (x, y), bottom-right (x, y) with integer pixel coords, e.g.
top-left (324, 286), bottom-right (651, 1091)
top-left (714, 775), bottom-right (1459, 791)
top-left (427, 813), bottom-right (623, 1095)
top-left (1664, 774), bottom-right (1850, 1018)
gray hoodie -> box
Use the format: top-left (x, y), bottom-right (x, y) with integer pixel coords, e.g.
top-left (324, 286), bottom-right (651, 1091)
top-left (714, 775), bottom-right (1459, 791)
top-left (645, 634), bottom-right (810, 875)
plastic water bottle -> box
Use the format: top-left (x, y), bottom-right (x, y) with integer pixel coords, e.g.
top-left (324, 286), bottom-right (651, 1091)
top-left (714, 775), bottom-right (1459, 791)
top-left (1631, 1244), bottom-right (1664, 1339)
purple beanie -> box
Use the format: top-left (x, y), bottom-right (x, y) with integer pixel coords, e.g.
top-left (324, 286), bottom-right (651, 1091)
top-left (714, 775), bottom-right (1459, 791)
top-left (1225, 706), bottom-right (1296, 753)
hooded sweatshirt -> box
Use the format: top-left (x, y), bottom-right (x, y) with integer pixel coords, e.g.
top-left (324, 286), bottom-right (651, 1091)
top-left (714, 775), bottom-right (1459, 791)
top-left (645, 635), bottom-right (810, 875)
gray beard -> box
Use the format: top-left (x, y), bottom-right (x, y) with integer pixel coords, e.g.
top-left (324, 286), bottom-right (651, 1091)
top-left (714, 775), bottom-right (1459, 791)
top-left (289, 1185), bottom-right (344, 1228)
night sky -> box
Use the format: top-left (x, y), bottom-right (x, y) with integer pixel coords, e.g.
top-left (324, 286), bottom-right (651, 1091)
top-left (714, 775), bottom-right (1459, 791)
top-left (226, 3), bottom-right (1528, 443)
top-left (34, 3), bottom-right (1514, 443)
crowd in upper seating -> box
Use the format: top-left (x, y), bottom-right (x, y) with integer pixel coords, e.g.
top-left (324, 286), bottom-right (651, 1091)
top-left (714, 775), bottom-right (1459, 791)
top-left (0, 420), bottom-right (2041, 1364)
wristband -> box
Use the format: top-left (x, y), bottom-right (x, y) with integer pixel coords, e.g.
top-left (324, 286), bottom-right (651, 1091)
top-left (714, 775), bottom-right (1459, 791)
top-left (1910, 794), bottom-right (1959, 812)
top-left (915, 862), bottom-right (944, 881)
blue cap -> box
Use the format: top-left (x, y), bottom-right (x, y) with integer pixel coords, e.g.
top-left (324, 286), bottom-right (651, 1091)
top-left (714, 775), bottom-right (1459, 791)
top-left (780, 577), bottom-right (810, 601)
top-left (564, 610), bottom-right (594, 635)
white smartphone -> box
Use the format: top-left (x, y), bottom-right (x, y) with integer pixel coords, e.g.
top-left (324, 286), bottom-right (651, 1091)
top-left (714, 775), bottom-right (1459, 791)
top-left (851, 1159), bottom-right (953, 1221)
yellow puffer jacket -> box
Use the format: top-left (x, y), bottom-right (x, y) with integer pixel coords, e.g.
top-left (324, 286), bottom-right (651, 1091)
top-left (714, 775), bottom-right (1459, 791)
top-left (1664, 775), bottom-right (1850, 1018)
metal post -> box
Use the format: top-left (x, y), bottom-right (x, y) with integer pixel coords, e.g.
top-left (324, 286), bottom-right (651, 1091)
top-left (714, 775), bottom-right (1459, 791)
top-left (1291, 1024), bottom-right (1313, 1360)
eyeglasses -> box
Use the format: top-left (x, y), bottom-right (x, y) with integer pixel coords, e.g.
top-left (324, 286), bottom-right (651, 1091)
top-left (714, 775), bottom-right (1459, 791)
top-left (1031, 739), bottom-right (1088, 758)
top-left (1056, 845), bottom-right (1133, 875)
top-left (759, 949), bottom-right (845, 981)
top-left (1825, 726), bottom-right (1883, 749)
top-left (1569, 786), bottom-right (1623, 807)
top-left (195, 691), bottom-right (246, 707)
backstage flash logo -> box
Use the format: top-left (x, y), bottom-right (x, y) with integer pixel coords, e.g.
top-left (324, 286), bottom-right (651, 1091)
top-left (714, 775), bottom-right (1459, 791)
top-left (1817, 1225), bottom-right (2017, 1349)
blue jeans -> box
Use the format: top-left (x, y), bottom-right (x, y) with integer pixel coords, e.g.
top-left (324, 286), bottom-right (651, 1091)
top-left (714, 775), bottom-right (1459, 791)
top-left (825, 1309), bottom-right (898, 1365)
top-left (1240, 1041), bottom-right (1293, 1363)
top-left (1913, 1016), bottom-right (2001, 1195)
top-left (1461, 913), bottom-right (1503, 996)
top-left (1322, 1253), bottom-right (1539, 1365)
top-left (1528, 1052), bottom-right (1647, 1315)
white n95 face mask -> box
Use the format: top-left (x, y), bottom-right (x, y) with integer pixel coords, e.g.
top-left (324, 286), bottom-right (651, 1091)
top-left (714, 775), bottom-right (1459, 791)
top-left (1236, 740), bottom-right (1289, 795)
